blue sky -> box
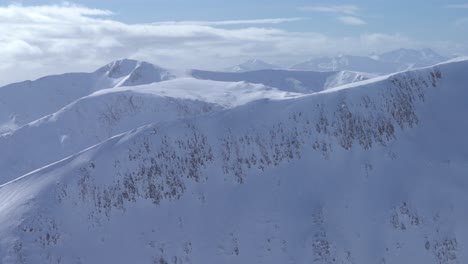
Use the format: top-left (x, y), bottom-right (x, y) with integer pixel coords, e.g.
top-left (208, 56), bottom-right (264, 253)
top-left (0, 0), bottom-right (467, 84)
top-left (4, 0), bottom-right (467, 41)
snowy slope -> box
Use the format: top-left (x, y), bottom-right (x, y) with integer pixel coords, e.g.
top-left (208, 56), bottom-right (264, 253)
top-left (0, 78), bottom-right (299, 185)
top-left (225, 59), bottom-right (281, 72)
top-left (1, 58), bottom-right (468, 263)
top-left (0, 59), bottom-right (177, 134)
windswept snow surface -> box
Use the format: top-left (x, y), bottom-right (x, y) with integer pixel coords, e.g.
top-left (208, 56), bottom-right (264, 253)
top-left (0, 58), bottom-right (468, 263)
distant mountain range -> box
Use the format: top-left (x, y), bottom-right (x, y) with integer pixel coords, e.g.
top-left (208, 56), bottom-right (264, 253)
top-left (377, 48), bottom-right (449, 70)
top-left (227, 48), bottom-right (450, 74)
top-left (224, 58), bottom-right (281, 72)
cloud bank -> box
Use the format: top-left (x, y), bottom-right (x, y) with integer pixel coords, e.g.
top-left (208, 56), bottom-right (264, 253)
top-left (0, 3), bottom-right (449, 85)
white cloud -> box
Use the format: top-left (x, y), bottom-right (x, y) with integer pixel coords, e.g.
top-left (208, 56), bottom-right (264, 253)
top-left (454, 17), bottom-right (468, 27)
top-left (447, 4), bottom-right (468, 8)
top-left (337, 16), bottom-right (366, 25)
top-left (4, 40), bottom-right (43, 57)
top-left (300, 5), bottom-right (360, 15)
top-left (153, 17), bottom-right (306, 26)
top-left (0, 3), bottom-right (112, 23)
top-left (300, 4), bottom-right (366, 25)
top-left (0, 4), bottom-right (446, 86)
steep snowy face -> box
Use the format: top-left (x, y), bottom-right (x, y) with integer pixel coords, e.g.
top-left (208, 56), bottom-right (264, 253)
top-left (225, 59), bottom-right (280, 72)
top-left (0, 78), bottom-right (300, 185)
top-left (0, 59), bottom-right (178, 134)
top-left (1, 59), bottom-right (468, 264)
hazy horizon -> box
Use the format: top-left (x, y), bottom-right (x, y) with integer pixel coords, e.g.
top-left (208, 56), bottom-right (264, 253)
top-left (1, 1), bottom-right (467, 85)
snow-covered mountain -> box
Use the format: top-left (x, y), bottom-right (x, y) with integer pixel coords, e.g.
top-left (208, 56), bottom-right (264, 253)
top-left (378, 48), bottom-right (450, 71)
top-left (224, 59), bottom-right (280, 72)
top-left (291, 48), bottom-right (449, 74)
top-left (0, 59), bottom-right (178, 134)
top-left (291, 54), bottom-right (395, 74)
top-left (0, 64), bottom-right (371, 184)
top-left (192, 69), bottom-right (374, 93)
top-left (0, 79), bottom-right (299, 184)
top-left (0, 60), bottom-right (372, 135)
top-left (1, 57), bottom-right (468, 263)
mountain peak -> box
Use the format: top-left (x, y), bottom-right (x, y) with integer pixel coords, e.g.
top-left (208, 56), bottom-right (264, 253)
top-left (92, 59), bottom-right (176, 87)
top-left (97, 59), bottom-right (138, 77)
top-left (245, 58), bottom-right (262, 64)
top-left (225, 58), bottom-right (280, 72)
top-left (95, 59), bottom-right (162, 78)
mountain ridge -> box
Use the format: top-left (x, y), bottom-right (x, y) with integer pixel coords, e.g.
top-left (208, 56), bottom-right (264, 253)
top-left (290, 48), bottom-right (450, 74)
top-left (224, 58), bottom-right (281, 72)
top-left (0, 59), bottom-right (373, 134)
top-left (0, 59), bottom-right (180, 134)
top-left (0, 78), bottom-right (301, 184)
